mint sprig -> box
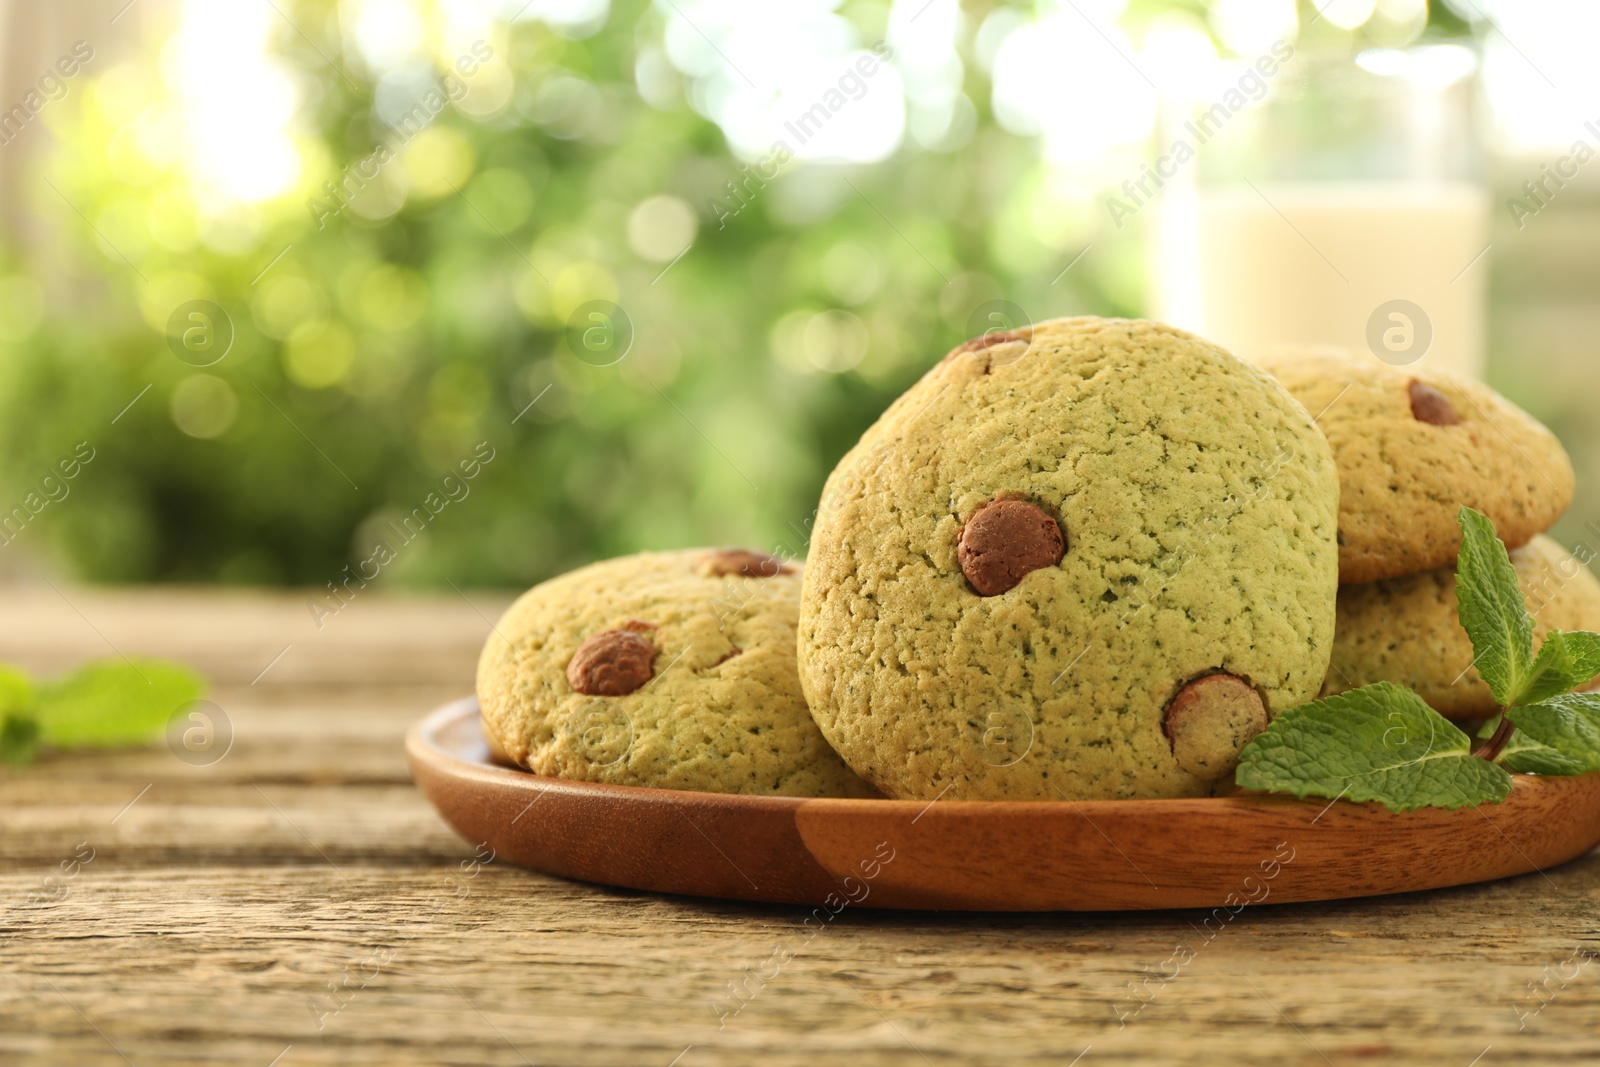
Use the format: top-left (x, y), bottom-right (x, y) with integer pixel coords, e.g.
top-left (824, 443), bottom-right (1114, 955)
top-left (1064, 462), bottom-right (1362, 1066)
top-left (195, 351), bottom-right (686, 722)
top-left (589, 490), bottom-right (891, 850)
top-left (1454, 506), bottom-right (1537, 707)
top-left (1502, 693), bottom-right (1600, 773)
top-left (1232, 682), bottom-right (1512, 811)
top-left (0, 657), bottom-right (205, 767)
top-left (1236, 506), bottom-right (1600, 812)
top-left (1486, 713), bottom-right (1594, 776)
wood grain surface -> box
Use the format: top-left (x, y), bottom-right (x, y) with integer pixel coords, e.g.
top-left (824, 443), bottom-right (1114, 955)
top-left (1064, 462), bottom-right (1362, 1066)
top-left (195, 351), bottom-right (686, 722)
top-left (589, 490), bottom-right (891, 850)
top-left (3, 587), bottom-right (1600, 1066)
top-left (412, 700), bottom-right (1600, 911)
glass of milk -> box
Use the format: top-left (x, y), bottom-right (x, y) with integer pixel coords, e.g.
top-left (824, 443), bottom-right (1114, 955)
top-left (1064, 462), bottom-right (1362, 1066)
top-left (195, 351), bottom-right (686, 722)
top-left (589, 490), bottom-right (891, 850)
top-left (1152, 44), bottom-right (1488, 378)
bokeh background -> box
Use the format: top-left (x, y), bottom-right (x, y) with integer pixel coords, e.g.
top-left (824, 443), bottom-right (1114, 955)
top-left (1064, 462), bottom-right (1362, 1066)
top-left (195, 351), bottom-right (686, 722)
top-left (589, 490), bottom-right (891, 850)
top-left (0, 0), bottom-right (1594, 591)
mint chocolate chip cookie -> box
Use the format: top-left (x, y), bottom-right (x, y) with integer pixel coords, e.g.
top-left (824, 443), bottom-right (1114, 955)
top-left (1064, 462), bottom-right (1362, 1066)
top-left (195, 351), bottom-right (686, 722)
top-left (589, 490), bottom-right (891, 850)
top-left (1323, 534), bottom-right (1600, 719)
top-left (798, 316), bottom-right (1340, 801)
top-left (1252, 347), bottom-right (1574, 584)
top-left (478, 548), bottom-right (873, 797)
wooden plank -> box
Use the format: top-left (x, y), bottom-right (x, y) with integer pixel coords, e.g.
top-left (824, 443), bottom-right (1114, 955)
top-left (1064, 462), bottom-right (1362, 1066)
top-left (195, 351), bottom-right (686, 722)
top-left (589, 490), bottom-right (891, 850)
top-left (4, 861), bottom-right (1600, 1066)
top-left (2, 589), bottom-right (1599, 1065)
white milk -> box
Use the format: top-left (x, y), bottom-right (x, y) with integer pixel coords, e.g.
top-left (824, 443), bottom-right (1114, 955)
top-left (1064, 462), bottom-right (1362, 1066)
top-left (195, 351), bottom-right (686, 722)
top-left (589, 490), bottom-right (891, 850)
top-left (1153, 181), bottom-right (1490, 378)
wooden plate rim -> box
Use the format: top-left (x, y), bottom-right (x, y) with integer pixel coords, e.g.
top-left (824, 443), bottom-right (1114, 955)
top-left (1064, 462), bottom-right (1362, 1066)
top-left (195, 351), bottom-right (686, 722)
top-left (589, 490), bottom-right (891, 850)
top-left (408, 697), bottom-right (1600, 911)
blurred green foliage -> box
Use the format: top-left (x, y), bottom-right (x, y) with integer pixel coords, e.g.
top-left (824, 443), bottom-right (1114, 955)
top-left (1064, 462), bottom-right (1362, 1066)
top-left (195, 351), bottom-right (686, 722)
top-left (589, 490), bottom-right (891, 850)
top-left (0, 0), bottom-right (1469, 588)
top-left (0, 0), bottom-right (1148, 587)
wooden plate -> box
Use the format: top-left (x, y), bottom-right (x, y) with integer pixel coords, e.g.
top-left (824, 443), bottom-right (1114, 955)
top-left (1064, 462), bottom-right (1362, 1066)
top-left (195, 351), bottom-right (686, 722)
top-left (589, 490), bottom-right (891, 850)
top-left (408, 697), bottom-right (1600, 911)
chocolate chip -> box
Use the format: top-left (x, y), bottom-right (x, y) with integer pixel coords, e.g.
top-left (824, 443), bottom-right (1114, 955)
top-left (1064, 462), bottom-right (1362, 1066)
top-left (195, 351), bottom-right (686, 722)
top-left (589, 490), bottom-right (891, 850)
top-left (1163, 673), bottom-right (1268, 781)
top-left (698, 549), bottom-right (792, 578)
top-left (1409, 380), bottom-right (1461, 426)
top-left (957, 499), bottom-right (1066, 596)
top-left (943, 329), bottom-right (1030, 365)
top-left (566, 629), bottom-right (657, 696)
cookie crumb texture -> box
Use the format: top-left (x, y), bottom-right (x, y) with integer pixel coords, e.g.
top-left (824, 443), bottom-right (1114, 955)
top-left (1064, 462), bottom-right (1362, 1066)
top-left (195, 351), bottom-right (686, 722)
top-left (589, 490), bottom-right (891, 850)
top-left (799, 317), bottom-right (1340, 801)
top-left (1324, 535), bottom-right (1600, 718)
top-left (478, 549), bottom-right (874, 797)
top-left (1253, 347), bottom-right (1574, 584)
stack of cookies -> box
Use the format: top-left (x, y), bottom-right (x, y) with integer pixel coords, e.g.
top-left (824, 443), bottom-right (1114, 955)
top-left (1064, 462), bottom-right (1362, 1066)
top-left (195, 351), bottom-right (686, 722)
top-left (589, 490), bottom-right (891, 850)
top-left (480, 317), bottom-right (1351, 801)
top-left (474, 317), bottom-right (1596, 804)
top-left (1251, 348), bottom-right (1600, 722)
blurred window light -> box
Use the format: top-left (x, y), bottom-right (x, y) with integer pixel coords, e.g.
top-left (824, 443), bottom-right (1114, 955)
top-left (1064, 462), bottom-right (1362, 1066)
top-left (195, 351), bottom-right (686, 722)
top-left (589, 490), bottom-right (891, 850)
top-left (435, 0), bottom-right (496, 47)
top-left (657, 0), bottom-right (904, 164)
top-left (1355, 43), bottom-right (1476, 89)
top-left (343, 0), bottom-right (426, 72)
top-left (974, 7), bottom-right (1027, 76)
top-left (1208, 0), bottom-right (1298, 57)
top-left (991, 11), bottom-right (1157, 165)
top-left (1468, 0), bottom-right (1600, 153)
top-left (909, 91), bottom-right (976, 152)
top-left (503, 0), bottom-right (611, 38)
top-left (1138, 16), bottom-right (1219, 101)
top-left (1375, 0), bottom-right (1427, 22)
top-left (1319, 0), bottom-right (1378, 31)
top-left (1366, 0), bottom-right (1426, 48)
top-left (164, 0), bottom-right (300, 205)
top-left (888, 0), bottom-right (962, 102)
top-left (634, 46), bottom-right (681, 110)
top-left (888, 0), bottom-right (965, 152)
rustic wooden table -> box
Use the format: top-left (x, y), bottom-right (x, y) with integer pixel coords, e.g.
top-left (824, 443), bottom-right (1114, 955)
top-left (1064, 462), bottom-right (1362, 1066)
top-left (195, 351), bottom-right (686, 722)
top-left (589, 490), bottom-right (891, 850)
top-left (3, 587), bottom-right (1598, 1066)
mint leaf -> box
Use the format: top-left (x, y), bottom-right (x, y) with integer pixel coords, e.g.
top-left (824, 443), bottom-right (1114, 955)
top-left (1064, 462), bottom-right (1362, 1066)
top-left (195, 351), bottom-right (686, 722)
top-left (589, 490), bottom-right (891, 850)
top-left (35, 659), bottom-right (205, 748)
top-left (1554, 630), bottom-right (1600, 687)
top-left (0, 666), bottom-right (38, 767)
top-left (1235, 682), bottom-right (1513, 812)
top-left (1521, 632), bottom-right (1585, 706)
top-left (1500, 733), bottom-right (1588, 775)
top-left (1455, 507), bottom-right (1536, 706)
top-left (1519, 630), bottom-right (1600, 705)
top-left (0, 665), bottom-right (32, 717)
top-left (0, 713), bottom-right (38, 766)
top-left (1482, 715), bottom-right (1591, 775)
top-left (1504, 693), bottom-right (1600, 773)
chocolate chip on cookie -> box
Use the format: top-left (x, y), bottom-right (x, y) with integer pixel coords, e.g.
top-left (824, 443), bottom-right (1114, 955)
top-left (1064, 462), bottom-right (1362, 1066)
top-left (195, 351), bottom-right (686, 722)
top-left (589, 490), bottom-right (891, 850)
top-left (1408, 381), bottom-right (1461, 426)
top-left (699, 549), bottom-right (791, 579)
top-left (567, 629), bottom-right (657, 696)
top-left (800, 317), bottom-right (1340, 801)
top-left (957, 499), bottom-right (1066, 596)
top-left (479, 548), bottom-right (873, 797)
top-left (959, 329), bottom-right (1028, 354)
top-left (943, 329), bottom-right (1031, 368)
top-left (1162, 673), bottom-right (1268, 781)
top-left (1254, 347), bottom-right (1570, 583)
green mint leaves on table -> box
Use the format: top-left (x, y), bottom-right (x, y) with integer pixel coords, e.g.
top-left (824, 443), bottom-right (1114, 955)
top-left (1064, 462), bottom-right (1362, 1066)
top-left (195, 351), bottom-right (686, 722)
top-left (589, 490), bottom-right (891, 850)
top-left (0, 658), bottom-right (205, 766)
top-left (1236, 506), bottom-right (1600, 812)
